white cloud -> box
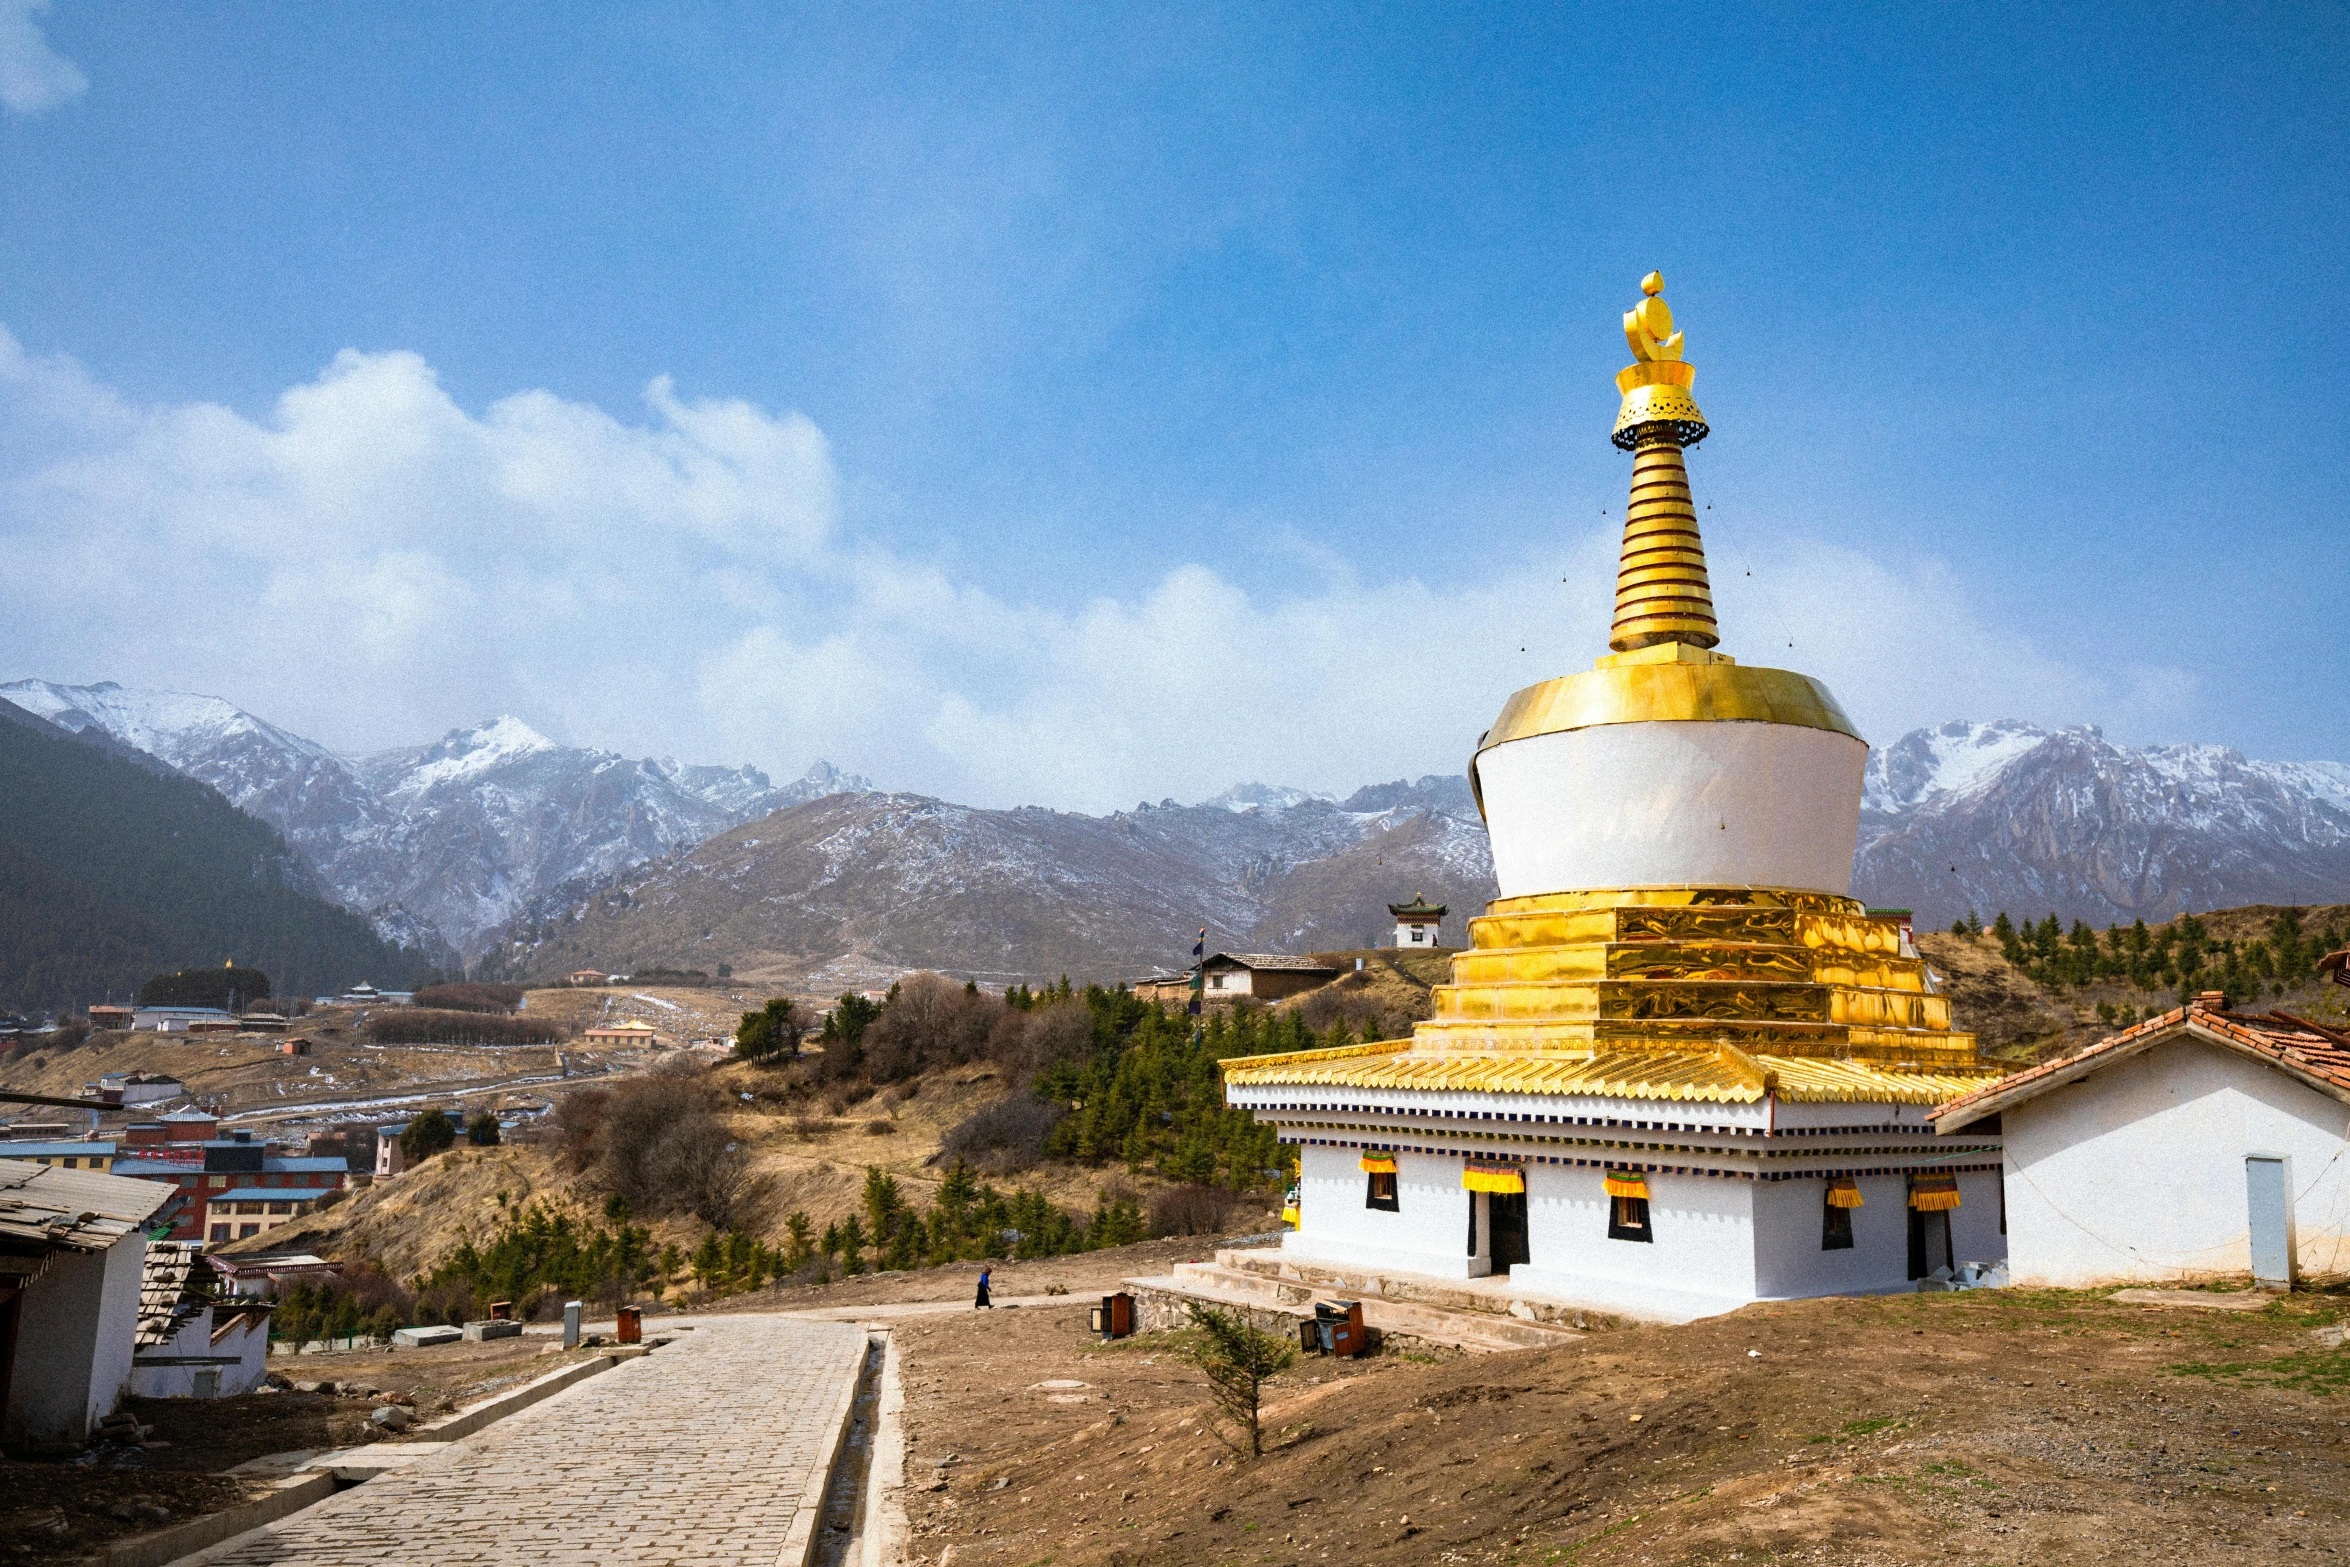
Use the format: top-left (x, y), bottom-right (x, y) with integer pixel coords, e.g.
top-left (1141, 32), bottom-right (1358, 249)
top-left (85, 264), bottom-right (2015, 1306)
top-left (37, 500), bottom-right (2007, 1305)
top-left (0, 0), bottom-right (85, 116)
top-left (0, 325), bottom-right (2181, 810)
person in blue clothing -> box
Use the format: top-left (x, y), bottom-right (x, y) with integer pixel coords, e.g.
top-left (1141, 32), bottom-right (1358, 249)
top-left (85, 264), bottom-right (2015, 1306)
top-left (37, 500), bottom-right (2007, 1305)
top-left (974, 1266), bottom-right (994, 1309)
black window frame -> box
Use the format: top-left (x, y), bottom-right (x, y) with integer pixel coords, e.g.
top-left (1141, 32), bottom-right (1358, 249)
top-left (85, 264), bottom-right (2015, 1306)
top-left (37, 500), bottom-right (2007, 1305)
top-left (1607, 1193), bottom-right (1652, 1242)
top-left (1821, 1188), bottom-right (1854, 1250)
top-left (1364, 1170), bottom-right (1399, 1212)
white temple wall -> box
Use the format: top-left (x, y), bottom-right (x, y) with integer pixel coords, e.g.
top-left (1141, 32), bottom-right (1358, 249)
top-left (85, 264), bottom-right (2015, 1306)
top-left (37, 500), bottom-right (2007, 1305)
top-left (1947, 1172), bottom-right (2008, 1265)
top-left (1477, 720), bottom-right (1866, 899)
top-left (2000, 1038), bottom-right (2350, 1288)
top-left (1283, 1146), bottom-right (1481, 1280)
top-left (1750, 1175), bottom-right (1911, 1298)
top-left (1508, 1168), bottom-right (1759, 1322)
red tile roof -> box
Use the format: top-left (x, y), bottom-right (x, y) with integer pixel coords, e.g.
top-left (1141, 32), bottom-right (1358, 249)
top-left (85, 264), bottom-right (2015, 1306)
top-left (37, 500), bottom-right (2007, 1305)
top-left (1932, 1002), bottom-right (2350, 1132)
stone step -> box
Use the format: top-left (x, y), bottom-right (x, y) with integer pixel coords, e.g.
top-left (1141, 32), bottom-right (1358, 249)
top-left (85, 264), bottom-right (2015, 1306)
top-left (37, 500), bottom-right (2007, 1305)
top-left (1211, 1247), bottom-right (1603, 1330)
top-left (1124, 1268), bottom-right (1579, 1355)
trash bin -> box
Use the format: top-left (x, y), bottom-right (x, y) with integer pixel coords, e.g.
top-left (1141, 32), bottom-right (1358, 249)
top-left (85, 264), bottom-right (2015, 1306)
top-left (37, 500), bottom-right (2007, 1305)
top-left (1089, 1292), bottom-right (1135, 1340)
top-left (616, 1306), bottom-right (642, 1345)
top-left (1314, 1299), bottom-right (1366, 1358)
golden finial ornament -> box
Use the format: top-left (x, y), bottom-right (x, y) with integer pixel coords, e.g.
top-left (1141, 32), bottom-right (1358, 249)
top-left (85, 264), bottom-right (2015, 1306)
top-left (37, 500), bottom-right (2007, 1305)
top-left (1608, 271), bottom-right (1717, 651)
top-left (1610, 270), bottom-right (1707, 451)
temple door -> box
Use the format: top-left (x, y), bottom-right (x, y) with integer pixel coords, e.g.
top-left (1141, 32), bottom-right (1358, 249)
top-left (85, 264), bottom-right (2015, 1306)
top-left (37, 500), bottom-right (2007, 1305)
top-left (1907, 1207), bottom-right (1952, 1279)
top-left (1489, 1191), bottom-right (1530, 1273)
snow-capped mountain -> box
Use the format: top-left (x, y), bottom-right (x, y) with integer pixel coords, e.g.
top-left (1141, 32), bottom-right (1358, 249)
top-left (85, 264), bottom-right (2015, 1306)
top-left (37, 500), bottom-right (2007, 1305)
top-left (502, 723), bottom-right (2350, 986)
top-left (10, 675), bottom-right (2347, 983)
top-left (483, 776), bottom-right (1497, 988)
top-left (1854, 720), bottom-right (2350, 927)
top-left (0, 680), bottom-right (873, 961)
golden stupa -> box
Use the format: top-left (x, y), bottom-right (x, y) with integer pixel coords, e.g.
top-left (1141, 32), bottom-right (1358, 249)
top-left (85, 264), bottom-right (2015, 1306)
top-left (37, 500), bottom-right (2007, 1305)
top-left (1226, 273), bottom-right (1993, 1110)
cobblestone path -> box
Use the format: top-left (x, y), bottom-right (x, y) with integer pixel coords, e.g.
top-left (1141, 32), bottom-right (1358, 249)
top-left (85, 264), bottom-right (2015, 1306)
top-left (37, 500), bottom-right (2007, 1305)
top-left (201, 1317), bottom-right (869, 1567)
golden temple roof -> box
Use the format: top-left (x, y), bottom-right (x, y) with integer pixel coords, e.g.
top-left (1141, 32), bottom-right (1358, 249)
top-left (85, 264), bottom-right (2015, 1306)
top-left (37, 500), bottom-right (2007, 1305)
top-left (1220, 1038), bottom-right (1997, 1107)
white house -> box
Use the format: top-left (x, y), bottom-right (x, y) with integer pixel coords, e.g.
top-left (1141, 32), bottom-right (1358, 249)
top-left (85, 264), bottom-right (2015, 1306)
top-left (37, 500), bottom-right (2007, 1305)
top-left (1932, 999), bottom-right (2350, 1289)
top-left (130, 1243), bottom-right (272, 1399)
top-left (1197, 953), bottom-right (1339, 1003)
top-left (0, 1159), bottom-right (170, 1450)
top-left (1389, 896), bottom-right (1448, 949)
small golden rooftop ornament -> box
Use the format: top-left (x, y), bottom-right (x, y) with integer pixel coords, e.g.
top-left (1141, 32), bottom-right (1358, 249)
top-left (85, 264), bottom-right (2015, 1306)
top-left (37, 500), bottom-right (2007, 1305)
top-left (1611, 270), bottom-right (1707, 452)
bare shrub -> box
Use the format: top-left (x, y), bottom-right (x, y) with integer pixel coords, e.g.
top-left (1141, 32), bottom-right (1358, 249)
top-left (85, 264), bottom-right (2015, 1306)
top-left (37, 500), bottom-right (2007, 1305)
top-left (938, 1094), bottom-right (1065, 1174)
top-left (411, 982), bottom-right (527, 1014)
top-left (553, 1088), bottom-right (610, 1173)
top-left (863, 1119), bottom-right (898, 1136)
top-left (1012, 1000), bottom-right (1095, 1080)
top-left (580, 1063), bottom-right (767, 1229)
top-left (1149, 1183), bottom-right (1238, 1237)
top-left (861, 972), bottom-right (997, 1082)
top-left (365, 1009), bottom-right (563, 1046)
top-left (789, 1113), bottom-right (830, 1140)
top-left (1296, 973), bottom-right (1406, 1041)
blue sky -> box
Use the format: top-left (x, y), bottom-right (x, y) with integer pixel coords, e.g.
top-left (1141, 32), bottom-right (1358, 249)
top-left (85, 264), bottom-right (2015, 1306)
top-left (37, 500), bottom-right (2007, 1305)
top-left (1, 2), bottom-right (2344, 808)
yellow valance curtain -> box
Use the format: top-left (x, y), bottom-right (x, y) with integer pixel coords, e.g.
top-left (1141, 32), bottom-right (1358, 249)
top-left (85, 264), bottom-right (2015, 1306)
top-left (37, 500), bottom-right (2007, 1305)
top-left (1909, 1176), bottom-right (1961, 1212)
top-left (1602, 1169), bottom-right (1649, 1200)
top-left (1462, 1161), bottom-right (1524, 1194)
top-left (1358, 1154), bottom-right (1398, 1175)
top-left (1826, 1178), bottom-right (1864, 1209)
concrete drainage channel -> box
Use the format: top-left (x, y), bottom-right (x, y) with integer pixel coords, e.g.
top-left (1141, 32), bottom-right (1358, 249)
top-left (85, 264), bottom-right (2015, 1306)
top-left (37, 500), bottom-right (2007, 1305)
top-left (810, 1329), bottom-right (907, 1567)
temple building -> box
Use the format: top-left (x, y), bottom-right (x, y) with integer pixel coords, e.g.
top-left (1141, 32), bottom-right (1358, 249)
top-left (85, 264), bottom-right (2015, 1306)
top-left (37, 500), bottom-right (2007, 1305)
top-left (1221, 275), bottom-right (2007, 1321)
top-left (1390, 896), bottom-right (1448, 949)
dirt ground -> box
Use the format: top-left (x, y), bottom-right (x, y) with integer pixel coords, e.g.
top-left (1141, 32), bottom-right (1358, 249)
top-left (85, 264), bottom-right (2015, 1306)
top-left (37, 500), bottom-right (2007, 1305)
top-left (0, 1335), bottom-right (608, 1565)
top-left (888, 1278), bottom-right (2350, 1566)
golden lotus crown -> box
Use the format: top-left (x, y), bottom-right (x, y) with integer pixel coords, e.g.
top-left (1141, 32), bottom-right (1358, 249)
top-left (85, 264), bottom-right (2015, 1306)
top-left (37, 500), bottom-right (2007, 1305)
top-left (1611, 271), bottom-right (1707, 452)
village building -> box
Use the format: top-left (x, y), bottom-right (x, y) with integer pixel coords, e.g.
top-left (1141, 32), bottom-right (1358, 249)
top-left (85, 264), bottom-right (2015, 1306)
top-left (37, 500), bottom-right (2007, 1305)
top-left (585, 1021), bottom-right (660, 1046)
top-left (1125, 972), bottom-right (1195, 1006)
top-left (129, 1242), bottom-right (272, 1399)
top-left (203, 1184), bottom-right (333, 1244)
top-left (111, 1131), bottom-right (348, 1243)
top-left (86, 1004), bottom-right (136, 1031)
top-left (1931, 999), bottom-right (2350, 1289)
top-left (130, 1006), bottom-right (240, 1035)
top-left (1219, 275), bottom-right (2004, 1322)
top-left (375, 1124), bottom-right (406, 1177)
top-left (568, 969), bottom-right (611, 986)
top-left (0, 1140), bottom-right (116, 1172)
top-left (1198, 953), bottom-right (1341, 1003)
top-left (1, 1158), bottom-right (170, 1450)
top-left (208, 1251), bottom-right (341, 1298)
top-left (97, 1071), bottom-right (186, 1108)
top-left (1390, 896), bottom-right (1449, 948)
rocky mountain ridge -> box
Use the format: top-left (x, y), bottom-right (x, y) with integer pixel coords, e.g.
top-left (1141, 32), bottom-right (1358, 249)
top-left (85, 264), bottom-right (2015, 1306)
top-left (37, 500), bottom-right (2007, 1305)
top-left (1857, 719), bottom-right (2350, 928)
top-left (9, 678), bottom-right (2348, 987)
top-left (0, 679), bottom-right (871, 962)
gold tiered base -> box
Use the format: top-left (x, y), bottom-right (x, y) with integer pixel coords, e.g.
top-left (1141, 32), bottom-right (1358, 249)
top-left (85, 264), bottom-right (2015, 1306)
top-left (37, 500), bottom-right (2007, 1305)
top-left (1419, 887), bottom-right (1977, 1066)
top-left (1221, 888), bottom-right (1996, 1107)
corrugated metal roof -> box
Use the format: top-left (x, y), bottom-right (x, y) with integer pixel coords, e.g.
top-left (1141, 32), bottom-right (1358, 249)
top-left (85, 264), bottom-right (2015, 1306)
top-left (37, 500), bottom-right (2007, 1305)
top-left (0, 1157), bottom-right (172, 1253)
top-left (206, 1186), bottom-right (333, 1205)
top-left (1220, 1040), bottom-right (1996, 1106)
top-left (1205, 952), bottom-right (1341, 973)
top-left (137, 1240), bottom-right (207, 1347)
